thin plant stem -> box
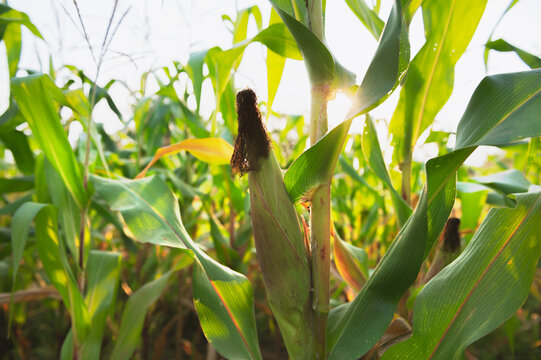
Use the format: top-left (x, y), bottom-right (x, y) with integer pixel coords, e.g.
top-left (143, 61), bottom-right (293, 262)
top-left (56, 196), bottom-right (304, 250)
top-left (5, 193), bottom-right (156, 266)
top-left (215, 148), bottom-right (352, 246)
top-left (306, 1), bottom-right (331, 357)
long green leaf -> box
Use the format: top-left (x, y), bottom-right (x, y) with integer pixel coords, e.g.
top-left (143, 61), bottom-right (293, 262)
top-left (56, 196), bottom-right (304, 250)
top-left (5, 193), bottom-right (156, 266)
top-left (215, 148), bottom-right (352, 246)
top-left (266, 9), bottom-right (287, 118)
top-left (346, 0), bottom-right (409, 119)
top-left (345, 0), bottom-right (384, 39)
top-left (326, 69), bottom-right (541, 359)
top-left (11, 202), bottom-right (90, 344)
top-left (269, 0), bottom-right (335, 85)
top-left (455, 69), bottom-right (541, 149)
top-left (91, 175), bottom-right (262, 360)
top-left (361, 115), bottom-right (411, 226)
top-left (390, 0), bottom-right (487, 166)
top-left (283, 0), bottom-right (407, 202)
top-left (285, 119), bottom-right (352, 201)
top-left (485, 39), bottom-right (541, 69)
top-left (383, 191), bottom-right (541, 359)
top-left (110, 257), bottom-right (192, 360)
top-left (472, 169), bottom-right (530, 195)
top-left (11, 74), bottom-right (87, 209)
top-left (80, 251), bottom-right (121, 360)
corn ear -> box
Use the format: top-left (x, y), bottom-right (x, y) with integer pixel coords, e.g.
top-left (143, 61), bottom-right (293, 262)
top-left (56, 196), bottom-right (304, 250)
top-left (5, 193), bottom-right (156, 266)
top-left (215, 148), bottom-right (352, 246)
top-left (232, 89), bottom-right (314, 358)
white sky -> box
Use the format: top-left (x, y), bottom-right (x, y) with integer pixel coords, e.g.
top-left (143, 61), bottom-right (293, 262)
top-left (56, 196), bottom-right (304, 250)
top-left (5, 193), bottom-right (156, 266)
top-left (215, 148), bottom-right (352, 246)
top-left (2, 0), bottom-right (540, 166)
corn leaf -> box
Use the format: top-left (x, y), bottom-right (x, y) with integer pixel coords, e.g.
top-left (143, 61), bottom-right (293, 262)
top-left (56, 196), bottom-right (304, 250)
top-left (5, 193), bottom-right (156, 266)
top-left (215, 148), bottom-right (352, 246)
top-left (345, 0), bottom-right (384, 39)
top-left (382, 191), bottom-right (541, 359)
top-left (455, 69), bottom-right (541, 149)
top-left (326, 69), bottom-right (541, 359)
top-left (284, 0), bottom-right (407, 202)
top-left (80, 251), bottom-right (121, 360)
top-left (472, 169), bottom-right (530, 195)
top-left (485, 39), bottom-right (541, 69)
top-left (361, 115), bottom-right (411, 226)
top-left (91, 175), bottom-right (262, 360)
top-left (111, 256), bottom-right (192, 360)
top-left (390, 0), bottom-right (487, 167)
top-left (346, 0), bottom-right (409, 120)
top-left (136, 138), bottom-right (234, 179)
top-left (11, 74), bottom-right (87, 209)
top-left (11, 203), bottom-right (90, 344)
top-left (269, 0), bottom-right (335, 85)
top-left (333, 231), bottom-right (369, 291)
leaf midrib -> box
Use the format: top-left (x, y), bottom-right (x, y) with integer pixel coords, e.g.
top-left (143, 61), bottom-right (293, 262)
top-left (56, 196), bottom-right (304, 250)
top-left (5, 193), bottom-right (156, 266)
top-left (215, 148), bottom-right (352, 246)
top-left (110, 179), bottom-right (255, 356)
top-left (428, 196), bottom-right (538, 359)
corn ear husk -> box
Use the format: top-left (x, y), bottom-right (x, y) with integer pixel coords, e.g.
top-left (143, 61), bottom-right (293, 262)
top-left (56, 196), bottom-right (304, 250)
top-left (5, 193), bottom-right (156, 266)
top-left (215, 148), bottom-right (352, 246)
top-left (248, 150), bottom-right (315, 358)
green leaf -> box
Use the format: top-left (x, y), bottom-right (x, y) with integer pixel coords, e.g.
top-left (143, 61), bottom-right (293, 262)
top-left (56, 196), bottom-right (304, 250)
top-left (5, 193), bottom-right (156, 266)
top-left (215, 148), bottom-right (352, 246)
top-left (327, 188), bottom-right (429, 359)
top-left (0, 176), bottom-right (33, 195)
top-left (345, 0), bottom-right (384, 39)
top-left (266, 9), bottom-right (287, 119)
top-left (111, 269), bottom-right (179, 360)
top-left (455, 69), bottom-right (541, 149)
top-left (3, 15), bottom-right (21, 78)
top-left (80, 251), bottom-right (121, 360)
top-left (361, 115), bottom-right (411, 226)
top-left (11, 203), bottom-right (90, 344)
top-left (333, 231), bottom-right (369, 291)
top-left (457, 183), bottom-right (488, 239)
top-left (346, 0), bottom-right (409, 120)
top-left (269, 1), bottom-right (335, 85)
top-left (383, 191), bottom-right (541, 359)
top-left (11, 74), bottom-right (87, 209)
top-left (44, 160), bottom-right (81, 264)
top-left (284, 0), bottom-right (408, 202)
top-left (253, 22), bottom-right (302, 60)
top-left (285, 119), bottom-right (352, 202)
top-left (186, 50), bottom-right (207, 114)
top-left (91, 175), bottom-right (262, 360)
top-left (390, 0), bottom-right (488, 166)
top-left (0, 129), bottom-right (35, 174)
top-left (472, 169), bottom-right (530, 195)
top-left (0, 6), bottom-right (43, 39)
top-left (485, 39), bottom-right (541, 69)
top-left (233, 6), bottom-right (263, 44)
top-left (326, 68), bottom-right (541, 359)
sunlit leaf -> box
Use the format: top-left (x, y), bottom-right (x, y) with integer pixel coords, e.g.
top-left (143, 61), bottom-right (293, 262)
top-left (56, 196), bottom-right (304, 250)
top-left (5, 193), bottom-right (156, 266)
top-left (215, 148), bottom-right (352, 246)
top-left (333, 231), bottom-right (369, 291)
top-left (390, 0), bottom-right (487, 167)
top-left (91, 175), bottom-right (262, 360)
top-left (485, 39), bottom-right (541, 69)
top-left (472, 169), bottom-right (531, 195)
top-left (455, 69), bottom-right (541, 149)
top-left (345, 0), bottom-right (384, 39)
top-left (361, 114), bottom-right (411, 226)
top-left (383, 191), bottom-right (541, 359)
top-left (11, 74), bottom-right (87, 209)
top-left (136, 137), bottom-right (233, 179)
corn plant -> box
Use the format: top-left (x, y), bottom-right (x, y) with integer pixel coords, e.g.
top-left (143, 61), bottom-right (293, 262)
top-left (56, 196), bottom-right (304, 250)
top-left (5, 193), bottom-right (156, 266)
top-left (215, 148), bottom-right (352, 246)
top-left (2, 0), bottom-right (541, 359)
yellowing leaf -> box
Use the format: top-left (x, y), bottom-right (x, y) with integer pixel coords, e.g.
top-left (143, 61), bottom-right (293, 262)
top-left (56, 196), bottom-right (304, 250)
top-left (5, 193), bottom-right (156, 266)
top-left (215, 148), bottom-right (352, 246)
top-left (136, 138), bottom-right (233, 179)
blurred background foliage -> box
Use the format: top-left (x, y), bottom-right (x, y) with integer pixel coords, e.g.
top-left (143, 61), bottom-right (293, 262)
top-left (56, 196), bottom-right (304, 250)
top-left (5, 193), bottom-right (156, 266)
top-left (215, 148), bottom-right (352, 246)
top-left (0, 0), bottom-right (540, 359)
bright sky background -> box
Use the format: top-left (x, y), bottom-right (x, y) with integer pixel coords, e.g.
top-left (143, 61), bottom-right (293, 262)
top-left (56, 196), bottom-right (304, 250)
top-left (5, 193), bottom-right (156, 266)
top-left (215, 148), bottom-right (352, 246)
top-left (2, 0), bottom-right (540, 166)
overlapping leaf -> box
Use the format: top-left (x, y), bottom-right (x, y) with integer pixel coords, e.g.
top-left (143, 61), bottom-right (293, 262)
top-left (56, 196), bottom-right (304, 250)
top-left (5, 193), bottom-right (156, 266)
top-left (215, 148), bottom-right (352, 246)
top-left (91, 175), bottom-right (262, 360)
top-left (11, 203), bottom-right (90, 344)
top-left (284, 0), bottom-right (407, 202)
top-left (390, 0), bottom-right (488, 167)
top-left (361, 115), bottom-right (411, 226)
top-left (383, 191), bottom-right (541, 359)
top-left (11, 74), bottom-right (87, 209)
top-left (326, 69), bottom-right (541, 359)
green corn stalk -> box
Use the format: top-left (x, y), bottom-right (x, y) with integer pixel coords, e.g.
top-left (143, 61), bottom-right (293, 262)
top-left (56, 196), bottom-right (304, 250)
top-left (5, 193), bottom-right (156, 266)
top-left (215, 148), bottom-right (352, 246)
top-left (231, 89), bottom-right (316, 358)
